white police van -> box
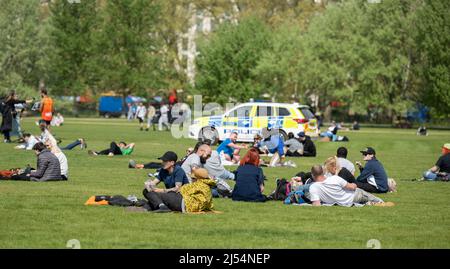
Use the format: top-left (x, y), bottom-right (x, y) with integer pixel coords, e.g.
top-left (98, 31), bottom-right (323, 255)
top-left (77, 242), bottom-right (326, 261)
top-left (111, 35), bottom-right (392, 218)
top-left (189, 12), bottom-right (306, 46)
top-left (188, 102), bottom-right (318, 144)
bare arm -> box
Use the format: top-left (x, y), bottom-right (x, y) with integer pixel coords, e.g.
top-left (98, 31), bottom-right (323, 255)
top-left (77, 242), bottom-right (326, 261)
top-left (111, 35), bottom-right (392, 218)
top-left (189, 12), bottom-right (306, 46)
top-left (260, 184), bottom-right (264, 193)
top-left (429, 165), bottom-right (439, 173)
top-left (344, 183), bottom-right (357, 191)
top-left (228, 142), bottom-right (247, 150)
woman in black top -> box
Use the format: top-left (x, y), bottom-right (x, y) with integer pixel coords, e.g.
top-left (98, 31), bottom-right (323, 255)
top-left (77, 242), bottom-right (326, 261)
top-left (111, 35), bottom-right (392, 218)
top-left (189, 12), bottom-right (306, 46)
top-left (1, 91), bottom-right (30, 143)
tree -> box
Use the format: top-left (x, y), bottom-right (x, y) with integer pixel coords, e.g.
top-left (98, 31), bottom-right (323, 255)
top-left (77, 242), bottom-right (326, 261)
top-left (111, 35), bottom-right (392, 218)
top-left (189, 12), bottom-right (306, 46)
top-left (95, 0), bottom-right (165, 96)
top-left (0, 0), bottom-right (49, 97)
top-left (48, 0), bottom-right (99, 96)
top-left (414, 0), bottom-right (450, 116)
top-left (195, 17), bottom-right (271, 104)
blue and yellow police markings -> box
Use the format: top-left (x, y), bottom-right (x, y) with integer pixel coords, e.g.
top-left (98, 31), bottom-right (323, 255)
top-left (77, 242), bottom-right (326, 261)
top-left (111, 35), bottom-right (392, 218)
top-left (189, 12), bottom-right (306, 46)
top-left (267, 117), bottom-right (284, 129)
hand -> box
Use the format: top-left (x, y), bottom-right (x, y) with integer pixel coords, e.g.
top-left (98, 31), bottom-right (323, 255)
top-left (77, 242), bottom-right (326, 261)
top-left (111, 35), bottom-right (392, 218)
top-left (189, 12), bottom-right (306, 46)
top-left (355, 161), bottom-right (362, 168)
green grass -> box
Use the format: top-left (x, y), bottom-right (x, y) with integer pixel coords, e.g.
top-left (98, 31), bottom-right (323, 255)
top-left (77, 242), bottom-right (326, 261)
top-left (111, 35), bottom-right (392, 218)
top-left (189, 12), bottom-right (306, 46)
top-left (1, 118), bottom-right (450, 249)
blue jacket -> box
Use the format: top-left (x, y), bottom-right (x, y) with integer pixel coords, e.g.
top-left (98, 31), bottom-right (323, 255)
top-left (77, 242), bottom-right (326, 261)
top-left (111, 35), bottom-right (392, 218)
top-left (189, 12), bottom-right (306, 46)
top-left (259, 135), bottom-right (284, 156)
top-left (356, 158), bottom-right (388, 193)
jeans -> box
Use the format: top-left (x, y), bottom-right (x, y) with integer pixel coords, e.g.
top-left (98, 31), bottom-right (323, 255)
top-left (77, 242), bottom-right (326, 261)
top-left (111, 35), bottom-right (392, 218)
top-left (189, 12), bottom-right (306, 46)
top-left (61, 140), bottom-right (81, 150)
top-left (423, 171), bottom-right (438, 180)
top-left (217, 169), bottom-right (235, 181)
top-left (353, 188), bottom-right (384, 204)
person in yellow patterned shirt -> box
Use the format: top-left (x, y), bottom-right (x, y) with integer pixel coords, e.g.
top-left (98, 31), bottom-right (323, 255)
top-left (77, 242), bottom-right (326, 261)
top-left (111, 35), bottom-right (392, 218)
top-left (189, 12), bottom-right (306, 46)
top-left (180, 168), bottom-right (216, 213)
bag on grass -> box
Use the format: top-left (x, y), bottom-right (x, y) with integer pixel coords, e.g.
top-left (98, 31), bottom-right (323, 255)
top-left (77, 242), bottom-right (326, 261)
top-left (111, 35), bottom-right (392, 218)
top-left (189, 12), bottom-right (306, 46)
top-left (267, 178), bottom-right (291, 201)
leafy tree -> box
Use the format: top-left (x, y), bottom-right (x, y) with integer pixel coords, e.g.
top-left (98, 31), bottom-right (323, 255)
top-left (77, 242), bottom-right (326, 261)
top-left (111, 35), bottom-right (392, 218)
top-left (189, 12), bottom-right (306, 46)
top-left (48, 0), bottom-right (99, 96)
top-left (0, 0), bottom-right (49, 98)
top-left (195, 17), bottom-right (271, 104)
top-left (414, 0), bottom-right (450, 116)
top-left (95, 0), bottom-right (165, 96)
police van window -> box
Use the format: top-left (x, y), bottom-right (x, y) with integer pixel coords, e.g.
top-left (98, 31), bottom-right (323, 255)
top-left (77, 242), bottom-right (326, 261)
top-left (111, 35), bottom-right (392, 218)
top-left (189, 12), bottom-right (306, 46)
top-left (299, 107), bottom-right (315, 119)
top-left (256, 106), bottom-right (273, 116)
top-left (228, 106), bottom-right (251, 117)
top-left (236, 106), bottom-right (252, 117)
top-left (278, 107), bottom-right (291, 116)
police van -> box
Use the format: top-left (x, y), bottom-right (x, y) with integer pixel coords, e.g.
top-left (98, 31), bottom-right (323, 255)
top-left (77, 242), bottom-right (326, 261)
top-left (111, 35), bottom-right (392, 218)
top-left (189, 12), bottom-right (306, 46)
top-left (188, 102), bottom-right (319, 144)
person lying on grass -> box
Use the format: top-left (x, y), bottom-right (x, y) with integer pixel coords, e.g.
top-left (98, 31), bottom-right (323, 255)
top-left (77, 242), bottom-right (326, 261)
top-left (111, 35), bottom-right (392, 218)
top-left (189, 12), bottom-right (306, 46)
top-left (142, 151), bottom-right (190, 212)
top-left (2, 142), bottom-right (62, 182)
top-left (422, 143), bottom-right (450, 181)
top-left (88, 141), bottom-right (135, 157)
top-left (309, 164), bottom-right (393, 207)
top-left (14, 133), bottom-right (39, 150)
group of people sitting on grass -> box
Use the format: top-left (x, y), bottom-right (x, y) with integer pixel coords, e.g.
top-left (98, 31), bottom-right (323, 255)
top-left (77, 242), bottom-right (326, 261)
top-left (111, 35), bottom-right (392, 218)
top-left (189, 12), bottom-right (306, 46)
top-left (121, 129), bottom-right (401, 212)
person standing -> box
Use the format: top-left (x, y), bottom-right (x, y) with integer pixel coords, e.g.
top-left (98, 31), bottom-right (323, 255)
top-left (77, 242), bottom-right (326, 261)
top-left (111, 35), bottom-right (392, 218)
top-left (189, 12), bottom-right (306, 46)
top-left (158, 102), bottom-right (170, 131)
top-left (146, 103), bottom-right (156, 131)
top-left (1, 91), bottom-right (31, 143)
top-left (135, 102), bottom-right (147, 131)
top-left (39, 88), bottom-right (54, 127)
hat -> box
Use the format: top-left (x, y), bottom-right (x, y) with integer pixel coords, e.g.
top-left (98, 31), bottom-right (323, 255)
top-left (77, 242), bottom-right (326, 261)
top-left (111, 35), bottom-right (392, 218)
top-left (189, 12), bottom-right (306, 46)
top-left (297, 131), bottom-right (305, 138)
top-left (158, 151), bottom-right (178, 162)
top-left (360, 147), bottom-right (376, 155)
top-left (191, 168), bottom-right (209, 179)
top-left (443, 143), bottom-right (450, 150)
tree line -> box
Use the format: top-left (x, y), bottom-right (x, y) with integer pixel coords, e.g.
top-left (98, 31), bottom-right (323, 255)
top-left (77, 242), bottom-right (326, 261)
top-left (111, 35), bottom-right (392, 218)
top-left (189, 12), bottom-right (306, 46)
top-left (0, 0), bottom-right (448, 121)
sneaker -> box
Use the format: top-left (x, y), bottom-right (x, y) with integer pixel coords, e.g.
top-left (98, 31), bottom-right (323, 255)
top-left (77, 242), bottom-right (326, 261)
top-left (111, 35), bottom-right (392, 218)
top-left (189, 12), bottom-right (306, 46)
top-left (152, 204), bottom-right (171, 213)
top-left (129, 160), bottom-right (137, 168)
top-left (88, 150), bottom-right (97, 156)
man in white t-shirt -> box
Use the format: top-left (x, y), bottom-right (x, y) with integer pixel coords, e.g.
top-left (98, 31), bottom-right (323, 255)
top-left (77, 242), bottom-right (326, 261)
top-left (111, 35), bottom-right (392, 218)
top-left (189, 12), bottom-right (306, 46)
top-left (309, 165), bottom-right (387, 207)
top-left (336, 147), bottom-right (355, 175)
top-left (159, 103), bottom-right (170, 131)
top-left (135, 102), bottom-right (147, 131)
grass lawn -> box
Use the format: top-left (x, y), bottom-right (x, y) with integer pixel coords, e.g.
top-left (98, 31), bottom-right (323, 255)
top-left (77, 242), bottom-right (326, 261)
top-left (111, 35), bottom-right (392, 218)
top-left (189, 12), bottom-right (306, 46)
top-left (1, 117), bottom-right (449, 249)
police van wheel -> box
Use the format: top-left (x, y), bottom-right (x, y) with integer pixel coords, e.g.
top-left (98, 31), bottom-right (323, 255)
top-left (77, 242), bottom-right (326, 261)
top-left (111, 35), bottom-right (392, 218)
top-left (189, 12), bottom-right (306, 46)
top-left (278, 129), bottom-right (288, 141)
top-left (199, 127), bottom-right (219, 145)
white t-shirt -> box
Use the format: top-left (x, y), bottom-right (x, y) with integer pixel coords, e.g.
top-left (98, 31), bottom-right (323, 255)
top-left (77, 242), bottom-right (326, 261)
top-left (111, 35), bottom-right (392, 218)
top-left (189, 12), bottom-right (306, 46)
top-left (136, 105), bottom-right (147, 119)
top-left (309, 175), bottom-right (355, 206)
top-left (54, 151), bottom-right (68, 178)
top-left (160, 105), bottom-right (169, 117)
top-left (338, 157), bottom-right (355, 174)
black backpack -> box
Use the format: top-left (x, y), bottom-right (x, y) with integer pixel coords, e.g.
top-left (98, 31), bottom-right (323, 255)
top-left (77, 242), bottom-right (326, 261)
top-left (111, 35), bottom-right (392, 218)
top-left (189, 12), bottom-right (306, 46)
top-left (267, 178), bottom-right (291, 201)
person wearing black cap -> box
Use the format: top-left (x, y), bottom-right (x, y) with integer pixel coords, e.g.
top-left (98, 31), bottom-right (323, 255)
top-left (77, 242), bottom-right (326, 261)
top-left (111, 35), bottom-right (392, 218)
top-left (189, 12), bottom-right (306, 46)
top-left (355, 147), bottom-right (389, 193)
top-left (142, 151), bottom-right (190, 212)
top-left (297, 131), bottom-right (316, 157)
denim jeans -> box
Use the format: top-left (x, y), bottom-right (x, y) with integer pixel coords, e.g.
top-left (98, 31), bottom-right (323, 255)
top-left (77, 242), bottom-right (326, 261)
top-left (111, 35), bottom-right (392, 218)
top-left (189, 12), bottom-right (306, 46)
top-left (423, 171), bottom-right (438, 180)
top-left (61, 140), bottom-right (81, 150)
top-left (217, 169), bottom-right (235, 181)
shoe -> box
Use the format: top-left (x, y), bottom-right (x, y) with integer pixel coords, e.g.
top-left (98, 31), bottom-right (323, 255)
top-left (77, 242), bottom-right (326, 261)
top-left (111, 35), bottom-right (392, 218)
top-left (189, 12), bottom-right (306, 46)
top-left (88, 150), bottom-right (97, 156)
top-left (79, 138), bottom-right (87, 149)
top-left (152, 204), bottom-right (171, 213)
top-left (129, 160), bottom-right (137, 168)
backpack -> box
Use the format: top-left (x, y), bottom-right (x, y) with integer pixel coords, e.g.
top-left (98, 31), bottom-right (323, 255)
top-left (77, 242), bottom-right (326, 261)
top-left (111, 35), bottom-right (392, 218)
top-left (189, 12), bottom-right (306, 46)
top-left (267, 178), bottom-right (291, 201)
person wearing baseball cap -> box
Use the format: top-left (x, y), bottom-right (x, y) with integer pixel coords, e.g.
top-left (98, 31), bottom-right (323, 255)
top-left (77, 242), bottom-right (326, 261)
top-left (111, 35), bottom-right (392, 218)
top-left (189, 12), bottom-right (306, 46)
top-left (422, 143), bottom-right (450, 181)
top-left (355, 147), bottom-right (389, 193)
top-left (297, 131), bottom-right (316, 157)
top-left (142, 151), bottom-right (190, 212)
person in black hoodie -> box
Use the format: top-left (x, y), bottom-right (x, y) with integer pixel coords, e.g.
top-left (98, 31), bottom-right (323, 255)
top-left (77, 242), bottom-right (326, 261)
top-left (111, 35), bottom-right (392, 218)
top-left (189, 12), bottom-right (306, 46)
top-left (297, 131), bottom-right (316, 157)
top-left (1, 91), bottom-right (32, 143)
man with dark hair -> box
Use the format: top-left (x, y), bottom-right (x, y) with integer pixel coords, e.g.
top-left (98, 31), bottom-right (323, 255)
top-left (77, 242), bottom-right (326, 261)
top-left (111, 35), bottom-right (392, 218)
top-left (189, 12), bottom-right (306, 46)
top-left (15, 133), bottom-right (39, 150)
top-left (355, 147), bottom-right (389, 193)
top-left (297, 131), bottom-right (316, 157)
top-left (336, 147), bottom-right (355, 175)
top-left (7, 142), bottom-right (62, 181)
top-left (142, 151), bottom-right (190, 212)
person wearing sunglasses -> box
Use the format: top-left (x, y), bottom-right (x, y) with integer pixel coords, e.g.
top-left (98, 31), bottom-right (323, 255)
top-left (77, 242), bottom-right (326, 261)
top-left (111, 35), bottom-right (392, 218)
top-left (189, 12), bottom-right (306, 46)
top-left (354, 147), bottom-right (389, 193)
